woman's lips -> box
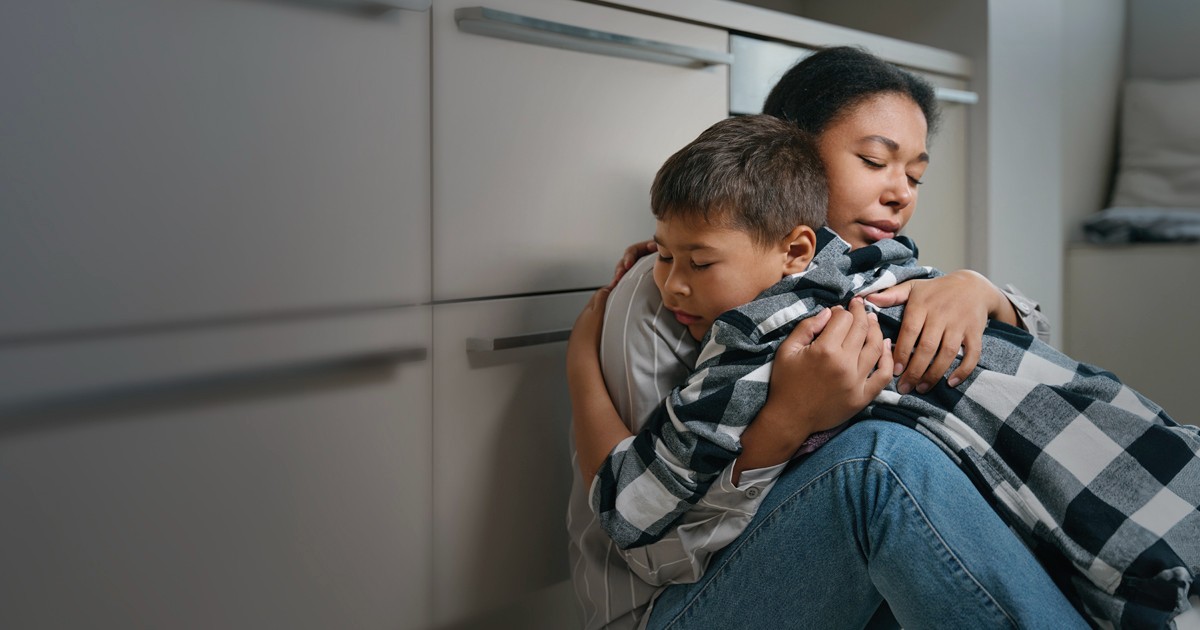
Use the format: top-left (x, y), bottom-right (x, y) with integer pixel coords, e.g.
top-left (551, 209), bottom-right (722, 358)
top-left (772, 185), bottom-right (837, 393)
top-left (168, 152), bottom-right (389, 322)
top-left (860, 221), bottom-right (899, 242)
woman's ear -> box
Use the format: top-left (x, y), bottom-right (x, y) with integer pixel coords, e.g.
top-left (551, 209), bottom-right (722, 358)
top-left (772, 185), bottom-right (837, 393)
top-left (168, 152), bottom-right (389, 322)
top-left (782, 225), bottom-right (817, 275)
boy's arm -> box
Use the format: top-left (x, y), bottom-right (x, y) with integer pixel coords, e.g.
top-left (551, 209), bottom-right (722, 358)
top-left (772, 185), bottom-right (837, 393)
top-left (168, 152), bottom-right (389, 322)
top-left (733, 301), bottom-right (892, 482)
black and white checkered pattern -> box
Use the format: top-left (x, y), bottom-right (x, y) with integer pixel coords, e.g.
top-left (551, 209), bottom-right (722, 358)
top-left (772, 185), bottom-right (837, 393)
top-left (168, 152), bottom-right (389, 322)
top-left (592, 229), bottom-right (1200, 628)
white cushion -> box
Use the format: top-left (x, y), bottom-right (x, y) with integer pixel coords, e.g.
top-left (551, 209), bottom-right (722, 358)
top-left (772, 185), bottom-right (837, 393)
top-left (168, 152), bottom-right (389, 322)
top-left (1110, 78), bottom-right (1200, 207)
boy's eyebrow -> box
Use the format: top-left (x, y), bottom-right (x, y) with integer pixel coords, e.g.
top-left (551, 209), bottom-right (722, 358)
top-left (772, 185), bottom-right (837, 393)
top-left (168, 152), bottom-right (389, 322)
top-left (861, 135), bottom-right (930, 163)
top-left (652, 234), bottom-right (716, 251)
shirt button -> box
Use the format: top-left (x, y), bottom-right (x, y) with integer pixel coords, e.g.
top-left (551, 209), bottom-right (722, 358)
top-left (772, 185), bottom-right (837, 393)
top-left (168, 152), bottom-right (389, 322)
top-left (746, 487), bottom-right (761, 499)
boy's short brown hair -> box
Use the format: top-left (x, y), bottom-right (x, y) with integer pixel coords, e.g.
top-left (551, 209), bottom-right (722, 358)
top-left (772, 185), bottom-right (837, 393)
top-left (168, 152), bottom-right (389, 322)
top-left (650, 114), bottom-right (828, 247)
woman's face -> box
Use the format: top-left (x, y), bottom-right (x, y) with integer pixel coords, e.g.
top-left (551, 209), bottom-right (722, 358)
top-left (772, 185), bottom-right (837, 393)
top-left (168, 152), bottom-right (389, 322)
top-left (817, 93), bottom-right (929, 250)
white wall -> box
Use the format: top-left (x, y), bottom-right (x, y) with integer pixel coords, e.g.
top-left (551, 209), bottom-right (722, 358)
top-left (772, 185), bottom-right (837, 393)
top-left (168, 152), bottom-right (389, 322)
top-left (1060, 0), bottom-right (1125, 242)
top-left (1127, 0), bottom-right (1200, 79)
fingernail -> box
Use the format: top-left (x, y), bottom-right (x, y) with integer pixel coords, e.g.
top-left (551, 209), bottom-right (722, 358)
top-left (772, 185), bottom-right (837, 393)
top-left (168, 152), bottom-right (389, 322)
top-left (868, 312), bottom-right (878, 321)
top-left (893, 362), bottom-right (904, 376)
top-left (897, 381), bottom-right (913, 394)
top-left (916, 383), bottom-right (931, 394)
top-left (947, 377), bottom-right (962, 388)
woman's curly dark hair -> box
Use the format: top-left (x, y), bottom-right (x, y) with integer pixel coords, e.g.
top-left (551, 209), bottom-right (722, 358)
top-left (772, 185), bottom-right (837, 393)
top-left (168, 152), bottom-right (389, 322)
top-left (762, 45), bottom-right (941, 140)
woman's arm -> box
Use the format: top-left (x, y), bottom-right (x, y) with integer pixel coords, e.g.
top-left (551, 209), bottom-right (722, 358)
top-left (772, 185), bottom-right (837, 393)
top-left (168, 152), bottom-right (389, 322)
top-left (566, 286), bottom-right (632, 481)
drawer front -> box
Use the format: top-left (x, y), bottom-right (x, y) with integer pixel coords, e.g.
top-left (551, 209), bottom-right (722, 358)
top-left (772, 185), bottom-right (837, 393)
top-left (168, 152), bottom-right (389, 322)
top-left (0, 0), bottom-right (431, 339)
top-left (431, 291), bottom-right (590, 625)
top-left (0, 308), bottom-right (433, 630)
top-left (432, 0), bottom-right (728, 300)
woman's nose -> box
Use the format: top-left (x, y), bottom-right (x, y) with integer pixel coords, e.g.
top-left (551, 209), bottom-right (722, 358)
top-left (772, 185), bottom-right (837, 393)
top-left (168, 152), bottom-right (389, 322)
top-left (882, 172), bottom-right (913, 209)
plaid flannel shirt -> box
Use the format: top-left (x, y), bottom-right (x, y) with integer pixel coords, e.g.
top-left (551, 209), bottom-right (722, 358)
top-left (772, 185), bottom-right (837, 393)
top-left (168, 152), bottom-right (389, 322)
top-left (591, 228), bottom-right (1200, 628)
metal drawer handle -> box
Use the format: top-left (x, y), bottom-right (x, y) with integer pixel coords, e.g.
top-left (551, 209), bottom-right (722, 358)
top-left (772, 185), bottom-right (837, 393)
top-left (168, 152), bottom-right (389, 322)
top-left (327, 0), bottom-right (430, 11)
top-left (1, 346), bottom-right (429, 415)
top-left (373, 0), bottom-right (431, 11)
top-left (934, 87), bottom-right (979, 104)
top-left (454, 7), bottom-right (733, 69)
top-left (466, 329), bottom-right (571, 352)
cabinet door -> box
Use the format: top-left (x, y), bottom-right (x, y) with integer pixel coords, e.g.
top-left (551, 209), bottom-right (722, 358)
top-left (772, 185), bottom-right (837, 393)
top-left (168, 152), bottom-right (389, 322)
top-left (0, 308), bottom-right (432, 630)
top-left (0, 0), bottom-right (430, 340)
top-left (431, 291), bottom-right (590, 626)
top-left (432, 0), bottom-right (728, 301)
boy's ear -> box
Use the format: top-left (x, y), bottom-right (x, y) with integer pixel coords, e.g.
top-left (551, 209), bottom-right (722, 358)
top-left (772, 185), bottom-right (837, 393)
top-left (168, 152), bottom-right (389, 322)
top-left (781, 225), bottom-right (817, 275)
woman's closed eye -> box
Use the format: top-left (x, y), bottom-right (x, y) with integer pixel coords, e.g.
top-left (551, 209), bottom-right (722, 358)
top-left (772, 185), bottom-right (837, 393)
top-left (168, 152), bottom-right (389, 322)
top-left (859, 156), bottom-right (884, 168)
top-left (690, 261), bottom-right (713, 270)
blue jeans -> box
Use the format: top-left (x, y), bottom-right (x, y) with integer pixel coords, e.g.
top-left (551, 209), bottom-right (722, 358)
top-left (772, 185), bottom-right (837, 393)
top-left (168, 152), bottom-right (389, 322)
top-left (645, 421), bottom-right (1089, 630)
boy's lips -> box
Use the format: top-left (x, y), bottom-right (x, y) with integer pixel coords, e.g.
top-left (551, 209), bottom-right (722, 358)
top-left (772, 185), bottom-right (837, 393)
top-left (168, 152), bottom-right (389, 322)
top-left (667, 307), bottom-right (702, 326)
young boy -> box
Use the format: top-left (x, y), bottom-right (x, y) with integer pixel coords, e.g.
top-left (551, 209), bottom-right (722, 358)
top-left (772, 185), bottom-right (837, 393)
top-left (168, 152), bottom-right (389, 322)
top-left (585, 114), bottom-right (1200, 628)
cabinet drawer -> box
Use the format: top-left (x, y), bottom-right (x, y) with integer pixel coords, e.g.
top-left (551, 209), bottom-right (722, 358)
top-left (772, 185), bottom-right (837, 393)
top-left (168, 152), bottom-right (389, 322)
top-left (0, 307), bottom-right (432, 629)
top-left (432, 0), bottom-right (728, 300)
top-left (431, 290), bottom-right (590, 625)
top-left (0, 0), bottom-right (430, 340)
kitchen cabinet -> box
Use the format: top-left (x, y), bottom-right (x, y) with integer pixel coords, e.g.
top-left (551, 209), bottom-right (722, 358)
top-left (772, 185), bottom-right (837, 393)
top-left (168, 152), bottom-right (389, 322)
top-left (431, 291), bottom-right (590, 626)
top-left (431, 0), bottom-right (729, 301)
top-left (0, 307), bottom-right (433, 630)
top-left (0, 0), bottom-right (430, 341)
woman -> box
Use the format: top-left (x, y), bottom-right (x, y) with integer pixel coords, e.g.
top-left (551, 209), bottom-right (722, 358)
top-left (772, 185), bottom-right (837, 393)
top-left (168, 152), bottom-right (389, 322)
top-left (566, 47), bottom-right (1087, 629)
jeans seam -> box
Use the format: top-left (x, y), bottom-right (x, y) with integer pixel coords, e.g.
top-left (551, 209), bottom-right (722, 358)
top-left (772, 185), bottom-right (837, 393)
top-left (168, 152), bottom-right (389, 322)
top-left (660, 455), bottom-right (1018, 630)
top-left (871, 455), bottom-right (1018, 629)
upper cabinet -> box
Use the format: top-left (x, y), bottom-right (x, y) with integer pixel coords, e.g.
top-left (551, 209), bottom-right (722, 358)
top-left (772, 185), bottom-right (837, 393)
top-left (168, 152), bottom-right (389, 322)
top-left (0, 0), bottom-right (431, 340)
top-left (431, 0), bottom-right (729, 301)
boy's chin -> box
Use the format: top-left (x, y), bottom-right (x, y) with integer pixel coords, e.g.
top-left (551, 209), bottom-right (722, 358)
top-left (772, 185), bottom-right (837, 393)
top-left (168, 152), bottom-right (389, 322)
top-left (687, 324), bottom-right (709, 342)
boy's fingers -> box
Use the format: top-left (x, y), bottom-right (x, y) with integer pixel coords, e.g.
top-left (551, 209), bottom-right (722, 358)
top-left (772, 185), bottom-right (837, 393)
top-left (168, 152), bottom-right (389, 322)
top-left (816, 305), bottom-right (853, 347)
top-left (864, 339), bottom-right (894, 399)
top-left (857, 313), bottom-right (885, 376)
top-left (781, 308), bottom-right (832, 356)
top-left (840, 298), bottom-right (872, 351)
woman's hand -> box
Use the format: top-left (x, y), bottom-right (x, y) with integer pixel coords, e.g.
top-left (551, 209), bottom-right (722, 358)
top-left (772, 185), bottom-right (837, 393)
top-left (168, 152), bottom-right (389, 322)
top-left (865, 270), bottom-right (1015, 393)
top-left (738, 299), bottom-right (892, 477)
top-left (608, 239), bottom-right (657, 288)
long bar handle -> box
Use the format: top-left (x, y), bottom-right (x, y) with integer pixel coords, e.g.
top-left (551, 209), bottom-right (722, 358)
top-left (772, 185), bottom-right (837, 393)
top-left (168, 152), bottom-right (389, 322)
top-left (934, 87), bottom-right (979, 104)
top-left (0, 346), bottom-right (429, 416)
top-left (454, 7), bottom-right (733, 69)
top-left (466, 329), bottom-right (571, 352)
top-left (370, 0), bottom-right (431, 11)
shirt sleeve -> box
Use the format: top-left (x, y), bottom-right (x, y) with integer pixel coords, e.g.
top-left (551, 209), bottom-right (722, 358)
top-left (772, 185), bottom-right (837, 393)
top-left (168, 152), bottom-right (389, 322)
top-left (1001, 283), bottom-right (1051, 343)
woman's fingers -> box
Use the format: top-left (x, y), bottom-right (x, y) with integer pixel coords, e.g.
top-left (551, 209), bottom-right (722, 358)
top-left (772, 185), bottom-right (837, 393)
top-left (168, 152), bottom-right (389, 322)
top-left (609, 240), bottom-right (657, 288)
top-left (947, 334), bottom-right (981, 388)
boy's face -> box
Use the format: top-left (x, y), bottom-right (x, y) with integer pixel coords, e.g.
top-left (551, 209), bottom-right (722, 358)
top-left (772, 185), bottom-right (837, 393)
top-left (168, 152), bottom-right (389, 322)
top-left (818, 93), bottom-right (929, 250)
top-left (653, 215), bottom-right (799, 341)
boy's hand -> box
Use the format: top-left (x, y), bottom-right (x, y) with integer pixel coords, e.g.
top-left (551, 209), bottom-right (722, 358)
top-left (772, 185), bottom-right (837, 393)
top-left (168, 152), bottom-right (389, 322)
top-left (866, 270), bottom-right (1010, 394)
top-left (759, 298), bottom-right (893, 442)
top-left (608, 239), bottom-right (657, 288)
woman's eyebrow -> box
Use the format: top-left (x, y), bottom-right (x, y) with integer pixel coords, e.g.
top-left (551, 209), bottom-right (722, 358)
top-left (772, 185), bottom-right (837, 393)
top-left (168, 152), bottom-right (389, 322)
top-left (861, 135), bottom-right (930, 163)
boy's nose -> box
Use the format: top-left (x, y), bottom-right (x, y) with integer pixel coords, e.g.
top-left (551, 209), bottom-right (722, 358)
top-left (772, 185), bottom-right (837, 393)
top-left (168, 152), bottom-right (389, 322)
top-left (665, 271), bottom-right (690, 296)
